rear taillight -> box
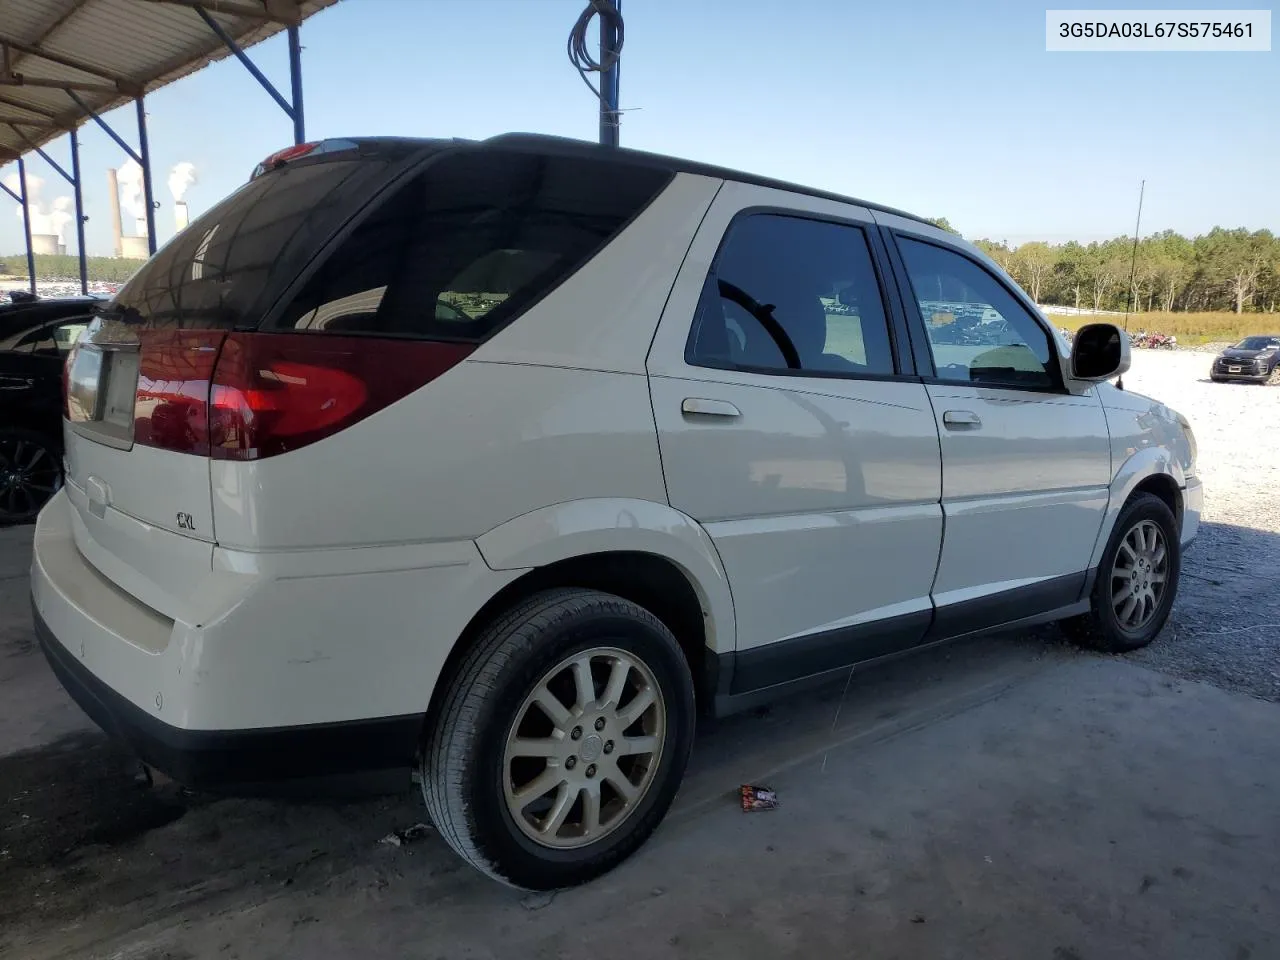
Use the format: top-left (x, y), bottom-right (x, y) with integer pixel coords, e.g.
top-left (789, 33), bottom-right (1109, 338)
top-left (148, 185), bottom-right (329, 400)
top-left (131, 331), bottom-right (473, 461)
top-left (132, 331), bottom-right (225, 454)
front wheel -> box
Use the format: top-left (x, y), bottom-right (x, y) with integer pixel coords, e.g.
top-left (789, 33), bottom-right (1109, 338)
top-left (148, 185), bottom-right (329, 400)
top-left (1062, 493), bottom-right (1180, 652)
top-left (421, 589), bottom-right (696, 890)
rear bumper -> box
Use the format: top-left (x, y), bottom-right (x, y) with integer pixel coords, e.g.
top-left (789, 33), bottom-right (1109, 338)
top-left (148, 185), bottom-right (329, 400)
top-left (30, 489), bottom-right (520, 794)
top-left (34, 603), bottom-right (418, 794)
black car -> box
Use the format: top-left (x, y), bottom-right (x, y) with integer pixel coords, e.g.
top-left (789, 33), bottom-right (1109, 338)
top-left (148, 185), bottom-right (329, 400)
top-left (0, 293), bottom-right (101, 523)
top-left (1210, 335), bottom-right (1280, 383)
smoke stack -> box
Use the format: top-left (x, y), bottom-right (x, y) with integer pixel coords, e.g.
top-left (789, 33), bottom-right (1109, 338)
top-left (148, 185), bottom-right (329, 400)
top-left (107, 167), bottom-right (123, 257)
top-left (167, 163), bottom-right (197, 235)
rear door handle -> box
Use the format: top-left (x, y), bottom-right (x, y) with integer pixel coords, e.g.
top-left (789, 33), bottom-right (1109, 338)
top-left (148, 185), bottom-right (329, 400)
top-left (942, 409), bottom-right (981, 428)
top-left (681, 398), bottom-right (741, 419)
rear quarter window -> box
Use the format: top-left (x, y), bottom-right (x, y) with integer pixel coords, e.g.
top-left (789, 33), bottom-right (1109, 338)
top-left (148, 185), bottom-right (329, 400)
top-left (266, 150), bottom-right (672, 342)
top-left (104, 159), bottom-right (394, 331)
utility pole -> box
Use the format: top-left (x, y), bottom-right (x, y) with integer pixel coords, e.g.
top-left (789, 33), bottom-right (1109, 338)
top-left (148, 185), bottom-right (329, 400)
top-left (598, 0), bottom-right (621, 146)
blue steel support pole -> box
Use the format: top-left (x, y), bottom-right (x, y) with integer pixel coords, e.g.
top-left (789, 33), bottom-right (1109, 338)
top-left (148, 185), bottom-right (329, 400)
top-left (70, 128), bottom-right (88, 294)
top-left (135, 97), bottom-right (157, 255)
top-left (18, 156), bottom-right (36, 295)
top-left (66, 90), bottom-right (142, 164)
top-left (599, 0), bottom-right (621, 147)
top-left (287, 25), bottom-right (305, 145)
top-left (12, 129), bottom-right (89, 295)
top-left (194, 6), bottom-right (297, 124)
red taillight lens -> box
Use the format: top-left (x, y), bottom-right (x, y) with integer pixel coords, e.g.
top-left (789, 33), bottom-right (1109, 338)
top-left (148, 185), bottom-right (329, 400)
top-left (130, 331), bottom-right (473, 461)
top-left (132, 331), bottom-right (225, 454)
top-left (209, 333), bottom-right (474, 461)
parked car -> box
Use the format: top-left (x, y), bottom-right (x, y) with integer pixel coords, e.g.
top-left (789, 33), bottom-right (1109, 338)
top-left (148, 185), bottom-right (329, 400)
top-left (1210, 335), bottom-right (1280, 383)
top-left (31, 134), bottom-right (1201, 890)
top-left (0, 293), bottom-right (99, 523)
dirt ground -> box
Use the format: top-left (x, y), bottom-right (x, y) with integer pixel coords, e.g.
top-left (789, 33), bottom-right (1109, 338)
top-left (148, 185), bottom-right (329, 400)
top-left (2, 349), bottom-right (1278, 960)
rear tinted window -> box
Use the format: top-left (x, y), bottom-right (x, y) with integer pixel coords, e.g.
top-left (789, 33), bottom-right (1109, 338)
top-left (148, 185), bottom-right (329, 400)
top-left (105, 159), bottom-right (393, 330)
top-left (266, 150), bottom-right (671, 341)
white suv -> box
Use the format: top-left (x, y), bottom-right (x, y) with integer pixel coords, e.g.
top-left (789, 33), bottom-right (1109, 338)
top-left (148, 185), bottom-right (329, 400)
top-left (32, 134), bottom-right (1201, 890)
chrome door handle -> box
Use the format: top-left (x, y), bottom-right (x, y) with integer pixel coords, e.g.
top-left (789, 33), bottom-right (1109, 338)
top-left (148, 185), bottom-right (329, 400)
top-left (942, 409), bottom-right (981, 427)
top-left (681, 398), bottom-right (741, 419)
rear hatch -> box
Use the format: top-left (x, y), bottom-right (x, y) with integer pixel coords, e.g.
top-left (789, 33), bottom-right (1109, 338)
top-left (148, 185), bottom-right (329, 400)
top-left (60, 142), bottom-right (418, 617)
top-left (60, 135), bottom-right (676, 611)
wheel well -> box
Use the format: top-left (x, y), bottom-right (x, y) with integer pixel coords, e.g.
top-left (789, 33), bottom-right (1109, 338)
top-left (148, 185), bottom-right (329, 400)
top-left (1133, 474), bottom-right (1181, 525)
top-left (422, 552), bottom-right (712, 747)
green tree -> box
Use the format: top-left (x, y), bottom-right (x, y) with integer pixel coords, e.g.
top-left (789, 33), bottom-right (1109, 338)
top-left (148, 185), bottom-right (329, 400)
top-left (973, 239), bottom-right (1015, 273)
top-left (1010, 241), bottom-right (1055, 304)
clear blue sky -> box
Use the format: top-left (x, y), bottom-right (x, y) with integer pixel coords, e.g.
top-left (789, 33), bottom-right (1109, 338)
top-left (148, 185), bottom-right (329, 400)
top-left (3, 0), bottom-right (1276, 257)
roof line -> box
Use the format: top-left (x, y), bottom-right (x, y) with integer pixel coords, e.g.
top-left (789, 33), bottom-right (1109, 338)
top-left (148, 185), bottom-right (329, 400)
top-left (481, 133), bottom-right (935, 227)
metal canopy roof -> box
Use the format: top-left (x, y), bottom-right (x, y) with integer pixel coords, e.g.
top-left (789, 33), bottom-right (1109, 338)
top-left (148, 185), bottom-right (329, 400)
top-left (0, 0), bottom-right (337, 161)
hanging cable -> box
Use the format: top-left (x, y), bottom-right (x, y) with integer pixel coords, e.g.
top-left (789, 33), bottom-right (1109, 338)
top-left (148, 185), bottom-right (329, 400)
top-left (566, 0), bottom-right (624, 103)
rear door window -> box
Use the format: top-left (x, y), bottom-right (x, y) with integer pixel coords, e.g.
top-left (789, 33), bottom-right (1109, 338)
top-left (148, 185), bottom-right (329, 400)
top-left (268, 150), bottom-right (671, 341)
top-left (686, 213), bottom-right (897, 377)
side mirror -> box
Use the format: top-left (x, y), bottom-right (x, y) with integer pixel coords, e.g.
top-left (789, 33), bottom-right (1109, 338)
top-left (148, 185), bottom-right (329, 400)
top-left (1070, 322), bottom-right (1131, 382)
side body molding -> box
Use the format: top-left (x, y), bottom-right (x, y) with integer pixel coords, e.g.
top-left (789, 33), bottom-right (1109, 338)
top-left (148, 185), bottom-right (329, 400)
top-left (474, 498), bottom-right (737, 655)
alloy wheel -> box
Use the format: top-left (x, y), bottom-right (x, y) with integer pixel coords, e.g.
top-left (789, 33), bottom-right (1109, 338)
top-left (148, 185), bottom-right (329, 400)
top-left (1110, 519), bottom-right (1168, 633)
top-left (503, 647), bottom-right (666, 850)
top-left (0, 437), bottom-right (60, 522)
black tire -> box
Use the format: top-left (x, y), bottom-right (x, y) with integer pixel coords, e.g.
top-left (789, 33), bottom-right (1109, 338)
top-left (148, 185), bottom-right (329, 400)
top-left (421, 588), bottom-right (696, 890)
top-left (0, 428), bottom-right (62, 525)
top-left (1062, 493), bottom-right (1180, 653)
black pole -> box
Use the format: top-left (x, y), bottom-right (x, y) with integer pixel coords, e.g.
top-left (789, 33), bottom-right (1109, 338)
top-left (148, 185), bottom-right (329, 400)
top-left (1122, 180), bottom-right (1145, 333)
top-left (287, 25), bottom-right (305, 145)
top-left (18, 156), bottom-right (36, 295)
top-left (598, 1), bottom-right (620, 146)
top-left (70, 127), bottom-right (88, 294)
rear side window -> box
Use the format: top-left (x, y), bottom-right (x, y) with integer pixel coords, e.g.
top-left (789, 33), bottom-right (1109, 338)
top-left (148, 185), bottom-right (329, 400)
top-left (687, 213), bottom-right (896, 377)
top-left (106, 160), bottom-right (392, 330)
top-left (268, 151), bottom-right (671, 341)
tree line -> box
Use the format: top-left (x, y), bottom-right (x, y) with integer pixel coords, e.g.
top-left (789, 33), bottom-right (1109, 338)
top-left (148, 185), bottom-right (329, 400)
top-left (925, 220), bottom-right (1278, 314)
top-left (1, 253), bottom-right (144, 283)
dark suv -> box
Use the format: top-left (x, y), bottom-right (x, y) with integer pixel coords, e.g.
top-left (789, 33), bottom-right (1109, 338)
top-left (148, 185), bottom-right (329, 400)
top-left (1210, 335), bottom-right (1280, 383)
top-left (0, 293), bottom-right (100, 523)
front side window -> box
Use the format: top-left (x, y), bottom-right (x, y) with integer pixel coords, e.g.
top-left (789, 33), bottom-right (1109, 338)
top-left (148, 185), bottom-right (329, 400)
top-left (897, 236), bottom-right (1057, 389)
top-left (272, 151), bottom-right (670, 341)
top-left (687, 213), bottom-right (895, 377)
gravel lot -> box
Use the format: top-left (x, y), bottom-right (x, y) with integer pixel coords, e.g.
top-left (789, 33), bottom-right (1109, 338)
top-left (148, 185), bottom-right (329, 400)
top-left (1116, 348), bottom-right (1280, 701)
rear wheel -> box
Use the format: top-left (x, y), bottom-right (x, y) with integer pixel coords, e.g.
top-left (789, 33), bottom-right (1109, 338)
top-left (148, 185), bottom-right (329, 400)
top-left (1062, 493), bottom-right (1180, 652)
top-left (421, 588), bottom-right (695, 890)
top-left (0, 429), bottom-right (61, 525)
